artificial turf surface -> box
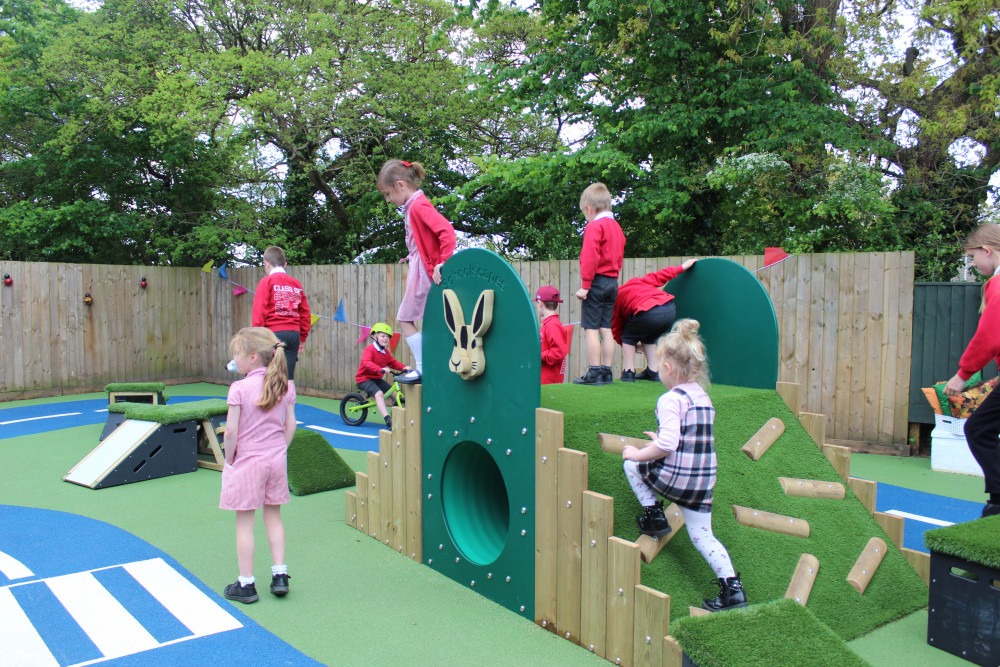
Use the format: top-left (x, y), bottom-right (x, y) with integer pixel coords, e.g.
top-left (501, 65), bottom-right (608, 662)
top-left (287, 429), bottom-right (356, 496)
top-left (542, 380), bottom-right (929, 641)
top-left (925, 514), bottom-right (1000, 569)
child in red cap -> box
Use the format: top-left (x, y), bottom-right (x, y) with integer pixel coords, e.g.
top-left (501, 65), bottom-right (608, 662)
top-left (535, 286), bottom-right (570, 384)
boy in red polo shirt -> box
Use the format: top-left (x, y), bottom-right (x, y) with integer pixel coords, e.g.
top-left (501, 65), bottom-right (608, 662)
top-left (535, 286), bottom-right (569, 384)
top-left (252, 246), bottom-right (311, 381)
top-left (574, 183), bottom-right (626, 385)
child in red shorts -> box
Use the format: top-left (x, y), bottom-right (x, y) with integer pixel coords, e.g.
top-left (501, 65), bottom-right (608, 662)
top-left (221, 327), bottom-right (297, 603)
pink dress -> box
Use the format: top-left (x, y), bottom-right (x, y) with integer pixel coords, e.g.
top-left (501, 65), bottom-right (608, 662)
top-left (220, 367), bottom-right (296, 510)
top-left (396, 190), bottom-right (433, 322)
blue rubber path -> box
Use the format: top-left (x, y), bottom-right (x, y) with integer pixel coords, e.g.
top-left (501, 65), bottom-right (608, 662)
top-left (0, 505), bottom-right (321, 666)
top-left (0, 397), bottom-right (382, 451)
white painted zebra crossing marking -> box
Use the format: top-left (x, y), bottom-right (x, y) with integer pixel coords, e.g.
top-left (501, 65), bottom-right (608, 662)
top-left (0, 549), bottom-right (34, 580)
top-left (0, 557), bottom-right (241, 666)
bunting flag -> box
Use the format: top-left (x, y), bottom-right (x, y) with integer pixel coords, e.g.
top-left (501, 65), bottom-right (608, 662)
top-left (310, 314), bottom-right (320, 326)
top-left (356, 326), bottom-right (372, 343)
top-left (217, 263), bottom-right (228, 280)
top-left (389, 332), bottom-right (401, 352)
top-left (201, 260), bottom-right (214, 273)
top-left (333, 299), bottom-right (346, 323)
top-left (231, 285), bottom-right (247, 297)
top-left (764, 247), bottom-right (791, 267)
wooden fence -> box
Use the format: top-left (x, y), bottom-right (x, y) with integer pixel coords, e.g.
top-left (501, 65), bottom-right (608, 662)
top-left (0, 251), bottom-right (914, 445)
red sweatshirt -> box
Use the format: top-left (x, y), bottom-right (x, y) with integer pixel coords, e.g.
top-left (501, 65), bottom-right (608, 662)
top-left (356, 342), bottom-right (406, 383)
top-left (409, 193), bottom-right (456, 278)
top-left (958, 275), bottom-right (1000, 380)
top-left (252, 270), bottom-right (311, 343)
top-left (540, 314), bottom-right (570, 384)
top-left (579, 213), bottom-right (626, 289)
top-left (611, 265), bottom-right (686, 345)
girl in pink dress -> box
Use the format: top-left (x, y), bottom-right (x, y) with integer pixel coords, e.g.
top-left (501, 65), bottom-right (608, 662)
top-left (377, 159), bottom-right (456, 384)
top-left (220, 327), bottom-right (296, 603)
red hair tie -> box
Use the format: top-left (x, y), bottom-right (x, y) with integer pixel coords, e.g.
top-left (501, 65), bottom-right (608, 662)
top-left (401, 160), bottom-right (411, 168)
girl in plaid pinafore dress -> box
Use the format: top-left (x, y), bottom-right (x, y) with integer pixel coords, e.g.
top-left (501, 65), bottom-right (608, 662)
top-left (622, 318), bottom-right (747, 612)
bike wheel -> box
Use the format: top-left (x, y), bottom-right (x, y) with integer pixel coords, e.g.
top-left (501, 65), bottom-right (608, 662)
top-left (340, 393), bottom-right (369, 426)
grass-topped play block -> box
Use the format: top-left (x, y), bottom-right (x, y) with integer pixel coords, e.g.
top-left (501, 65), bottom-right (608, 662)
top-left (287, 429), bottom-right (355, 496)
top-left (103, 399), bottom-right (229, 471)
top-left (104, 382), bottom-right (167, 405)
top-left (924, 515), bottom-right (1000, 666)
top-left (672, 598), bottom-right (868, 666)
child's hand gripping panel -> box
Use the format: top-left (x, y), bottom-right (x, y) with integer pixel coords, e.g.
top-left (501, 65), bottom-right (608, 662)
top-left (442, 289), bottom-right (494, 380)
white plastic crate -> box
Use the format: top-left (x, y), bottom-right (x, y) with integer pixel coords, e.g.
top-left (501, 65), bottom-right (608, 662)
top-left (930, 413), bottom-right (984, 477)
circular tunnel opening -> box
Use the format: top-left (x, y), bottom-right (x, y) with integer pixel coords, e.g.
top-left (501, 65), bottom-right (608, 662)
top-left (441, 441), bottom-right (510, 565)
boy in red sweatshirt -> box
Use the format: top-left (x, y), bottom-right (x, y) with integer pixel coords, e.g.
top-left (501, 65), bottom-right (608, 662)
top-left (252, 246), bottom-right (311, 381)
top-left (355, 323), bottom-right (410, 430)
top-left (574, 183), bottom-right (626, 385)
top-left (535, 286), bottom-right (570, 384)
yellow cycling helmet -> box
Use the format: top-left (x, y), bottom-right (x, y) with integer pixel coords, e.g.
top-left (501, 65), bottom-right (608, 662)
top-left (371, 322), bottom-right (393, 337)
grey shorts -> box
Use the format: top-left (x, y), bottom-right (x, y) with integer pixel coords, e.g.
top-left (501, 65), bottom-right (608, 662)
top-left (581, 274), bottom-right (618, 330)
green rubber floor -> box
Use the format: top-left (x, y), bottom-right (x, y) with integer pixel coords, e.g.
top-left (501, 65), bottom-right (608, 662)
top-left (0, 384), bottom-right (984, 665)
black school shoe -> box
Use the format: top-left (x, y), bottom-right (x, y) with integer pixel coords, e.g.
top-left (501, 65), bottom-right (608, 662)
top-left (573, 367), bottom-right (609, 385)
top-left (636, 368), bottom-right (659, 382)
top-left (270, 573), bottom-right (290, 596)
top-left (982, 503), bottom-right (1000, 518)
top-left (636, 501), bottom-right (671, 538)
top-left (224, 580), bottom-right (259, 604)
top-left (620, 369), bottom-right (636, 382)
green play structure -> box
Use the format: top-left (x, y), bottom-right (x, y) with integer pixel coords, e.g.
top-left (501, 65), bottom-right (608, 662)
top-left (421, 248), bottom-right (541, 618)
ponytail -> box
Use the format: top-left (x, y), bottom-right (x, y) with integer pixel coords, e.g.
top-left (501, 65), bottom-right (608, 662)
top-left (229, 327), bottom-right (289, 410)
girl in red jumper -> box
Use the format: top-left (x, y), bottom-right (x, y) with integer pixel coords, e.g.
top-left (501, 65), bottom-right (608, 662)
top-left (377, 160), bottom-right (457, 385)
top-left (944, 223), bottom-right (1000, 517)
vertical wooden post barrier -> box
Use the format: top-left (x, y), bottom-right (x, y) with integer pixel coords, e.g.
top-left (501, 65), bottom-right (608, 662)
top-left (776, 381), bottom-right (801, 415)
top-left (404, 384), bottom-right (423, 562)
top-left (798, 412), bottom-right (826, 449)
top-left (535, 408), bottom-right (563, 631)
top-left (367, 451), bottom-right (381, 542)
top-left (378, 430), bottom-right (393, 546)
top-left (355, 472), bottom-right (368, 536)
top-left (556, 447), bottom-right (587, 643)
top-left (848, 477), bottom-right (877, 514)
top-left (606, 537), bottom-right (641, 667)
top-left (391, 408), bottom-right (406, 553)
top-left (344, 490), bottom-right (358, 529)
top-left (822, 444), bottom-right (851, 482)
top-left (874, 511), bottom-right (904, 548)
top-left (633, 585), bottom-right (670, 667)
top-left (581, 491), bottom-right (613, 658)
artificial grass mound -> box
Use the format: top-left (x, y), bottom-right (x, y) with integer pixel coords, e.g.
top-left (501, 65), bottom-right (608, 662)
top-left (104, 382), bottom-right (167, 393)
top-left (287, 429), bottom-right (355, 496)
top-left (672, 598), bottom-right (870, 667)
top-left (107, 399), bottom-right (228, 424)
top-left (542, 381), bottom-right (928, 641)
top-left (924, 514), bottom-right (1000, 569)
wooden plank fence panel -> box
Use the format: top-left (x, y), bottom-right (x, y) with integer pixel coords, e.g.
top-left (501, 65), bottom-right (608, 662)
top-left (556, 447), bottom-right (587, 643)
top-left (0, 254), bottom-right (916, 447)
top-left (581, 491), bottom-right (613, 658)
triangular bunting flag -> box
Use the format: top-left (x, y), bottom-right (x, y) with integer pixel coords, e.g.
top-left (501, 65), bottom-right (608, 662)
top-left (218, 263), bottom-right (228, 280)
top-left (356, 326), bottom-right (372, 343)
top-left (232, 285), bottom-right (247, 296)
top-left (333, 299), bottom-right (346, 323)
top-left (764, 247), bottom-right (790, 267)
top-left (310, 314), bottom-right (320, 326)
top-left (389, 332), bottom-right (401, 352)
top-left (201, 260), bottom-right (214, 273)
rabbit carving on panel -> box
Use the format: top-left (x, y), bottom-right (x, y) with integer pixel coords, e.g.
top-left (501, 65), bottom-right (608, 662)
top-left (443, 288), bottom-right (494, 380)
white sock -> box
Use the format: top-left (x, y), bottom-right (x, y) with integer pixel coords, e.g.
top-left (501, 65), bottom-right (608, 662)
top-left (406, 332), bottom-right (423, 373)
top-left (238, 575), bottom-right (255, 586)
top-left (271, 564), bottom-right (287, 576)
